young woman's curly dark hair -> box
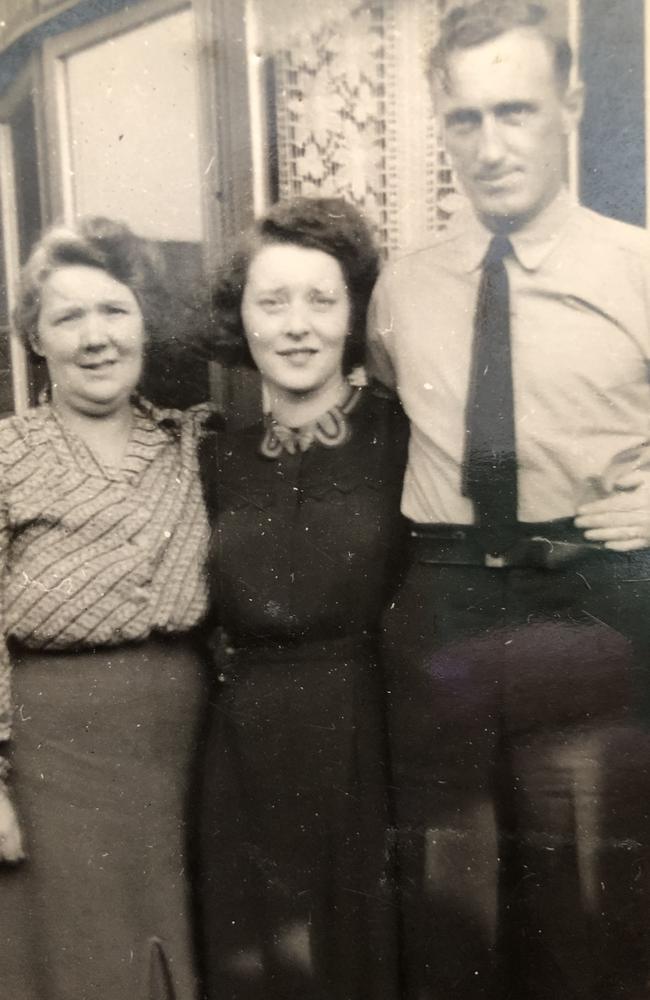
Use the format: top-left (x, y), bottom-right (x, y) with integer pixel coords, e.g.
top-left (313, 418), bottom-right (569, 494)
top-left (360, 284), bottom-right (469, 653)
top-left (205, 196), bottom-right (381, 375)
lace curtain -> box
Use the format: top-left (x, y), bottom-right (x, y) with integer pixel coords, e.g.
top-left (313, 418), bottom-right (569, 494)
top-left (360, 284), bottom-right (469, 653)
top-left (271, 0), bottom-right (461, 257)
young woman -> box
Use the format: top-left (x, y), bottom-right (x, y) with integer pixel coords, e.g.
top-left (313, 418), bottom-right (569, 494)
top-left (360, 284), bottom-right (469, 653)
top-left (196, 197), bottom-right (408, 1000)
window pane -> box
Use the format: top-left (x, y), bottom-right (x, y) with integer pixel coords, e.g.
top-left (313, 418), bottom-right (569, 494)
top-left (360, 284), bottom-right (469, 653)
top-left (65, 8), bottom-right (203, 242)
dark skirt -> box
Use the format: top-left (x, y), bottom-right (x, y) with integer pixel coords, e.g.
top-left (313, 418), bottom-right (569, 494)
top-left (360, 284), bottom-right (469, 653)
top-left (0, 636), bottom-right (205, 1000)
top-left (195, 635), bottom-right (399, 1000)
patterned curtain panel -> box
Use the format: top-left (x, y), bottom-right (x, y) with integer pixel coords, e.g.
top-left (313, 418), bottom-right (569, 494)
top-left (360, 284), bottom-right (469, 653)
top-left (272, 0), bottom-right (462, 257)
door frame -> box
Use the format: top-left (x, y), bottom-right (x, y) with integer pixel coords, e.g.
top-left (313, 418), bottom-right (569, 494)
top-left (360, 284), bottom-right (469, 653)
top-left (0, 55), bottom-right (44, 413)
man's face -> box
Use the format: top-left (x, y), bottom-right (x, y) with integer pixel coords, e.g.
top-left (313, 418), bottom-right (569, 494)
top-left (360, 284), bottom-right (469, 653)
top-left (438, 27), bottom-right (583, 231)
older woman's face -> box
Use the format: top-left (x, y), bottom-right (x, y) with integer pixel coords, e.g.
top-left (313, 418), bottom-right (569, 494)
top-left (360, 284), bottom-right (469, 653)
top-left (241, 243), bottom-right (351, 395)
top-left (33, 265), bottom-right (145, 417)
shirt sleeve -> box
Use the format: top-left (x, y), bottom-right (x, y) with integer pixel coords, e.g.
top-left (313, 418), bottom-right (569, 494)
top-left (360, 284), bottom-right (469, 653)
top-left (629, 250), bottom-right (650, 476)
top-left (366, 271), bottom-right (398, 390)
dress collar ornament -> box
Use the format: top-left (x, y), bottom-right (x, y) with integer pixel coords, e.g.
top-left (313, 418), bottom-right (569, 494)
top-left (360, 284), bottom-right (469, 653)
top-left (260, 385), bottom-right (363, 458)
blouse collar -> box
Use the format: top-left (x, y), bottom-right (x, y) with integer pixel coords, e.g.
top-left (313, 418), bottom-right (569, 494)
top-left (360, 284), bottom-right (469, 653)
top-left (260, 385), bottom-right (363, 459)
top-left (38, 389), bottom-right (184, 431)
top-left (40, 394), bottom-right (183, 482)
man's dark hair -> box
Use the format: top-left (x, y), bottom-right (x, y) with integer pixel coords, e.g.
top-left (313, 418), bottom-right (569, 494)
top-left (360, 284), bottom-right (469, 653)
top-left (429, 1), bottom-right (573, 91)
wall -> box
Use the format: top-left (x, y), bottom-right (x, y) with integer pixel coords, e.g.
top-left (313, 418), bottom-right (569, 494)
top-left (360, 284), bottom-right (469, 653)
top-left (579, 0), bottom-right (646, 226)
top-left (0, 1), bottom-right (78, 50)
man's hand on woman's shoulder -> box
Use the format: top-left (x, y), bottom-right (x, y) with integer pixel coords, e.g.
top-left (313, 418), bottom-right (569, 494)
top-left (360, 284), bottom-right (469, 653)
top-left (575, 470), bottom-right (650, 552)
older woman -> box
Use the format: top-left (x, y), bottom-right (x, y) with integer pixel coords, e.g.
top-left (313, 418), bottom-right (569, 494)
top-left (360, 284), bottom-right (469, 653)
top-left (195, 197), bottom-right (408, 1000)
top-left (0, 217), bottom-right (210, 1000)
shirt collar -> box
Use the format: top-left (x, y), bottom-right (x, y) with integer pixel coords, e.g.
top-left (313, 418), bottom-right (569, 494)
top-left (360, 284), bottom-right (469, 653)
top-left (453, 187), bottom-right (577, 273)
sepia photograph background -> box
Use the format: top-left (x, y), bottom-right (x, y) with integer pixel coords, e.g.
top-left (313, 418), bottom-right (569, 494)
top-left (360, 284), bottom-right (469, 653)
top-left (0, 0), bottom-right (644, 418)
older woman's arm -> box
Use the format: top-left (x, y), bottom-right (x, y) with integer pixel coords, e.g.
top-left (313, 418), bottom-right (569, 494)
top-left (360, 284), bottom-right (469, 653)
top-left (0, 492), bottom-right (25, 864)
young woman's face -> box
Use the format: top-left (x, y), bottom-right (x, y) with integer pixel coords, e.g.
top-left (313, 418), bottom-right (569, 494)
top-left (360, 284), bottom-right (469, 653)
top-left (241, 243), bottom-right (351, 396)
top-left (33, 265), bottom-right (145, 417)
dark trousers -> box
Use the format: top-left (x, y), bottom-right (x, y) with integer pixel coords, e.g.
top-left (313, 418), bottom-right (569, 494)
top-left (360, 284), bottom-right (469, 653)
top-left (382, 544), bottom-right (650, 1000)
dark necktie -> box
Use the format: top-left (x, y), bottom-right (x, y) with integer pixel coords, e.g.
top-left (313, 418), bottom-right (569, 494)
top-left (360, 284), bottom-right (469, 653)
top-left (462, 235), bottom-right (518, 552)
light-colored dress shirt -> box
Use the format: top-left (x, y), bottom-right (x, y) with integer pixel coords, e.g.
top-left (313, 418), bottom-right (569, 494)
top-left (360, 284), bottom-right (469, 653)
top-left (368, 189), bottom-right (650, 525)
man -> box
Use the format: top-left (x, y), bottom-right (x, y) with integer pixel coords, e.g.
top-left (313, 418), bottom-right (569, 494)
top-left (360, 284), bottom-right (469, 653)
top-left (369, 3), bottom-right (650, 998)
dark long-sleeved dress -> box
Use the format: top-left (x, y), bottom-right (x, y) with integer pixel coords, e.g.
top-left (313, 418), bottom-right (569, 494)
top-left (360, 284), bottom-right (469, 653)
top-left (196, 386), bottom-right (408, 1000)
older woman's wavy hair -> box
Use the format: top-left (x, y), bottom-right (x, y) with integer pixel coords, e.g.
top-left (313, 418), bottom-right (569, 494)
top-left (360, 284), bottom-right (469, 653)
top-left (205, 197), bottom-right (380, 374)
top-left (14, 216), bottom-right (169, 355)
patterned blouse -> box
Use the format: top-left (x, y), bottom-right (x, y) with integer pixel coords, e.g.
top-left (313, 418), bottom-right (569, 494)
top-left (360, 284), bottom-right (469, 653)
top-left (0, 397), bottom-right (212, 741)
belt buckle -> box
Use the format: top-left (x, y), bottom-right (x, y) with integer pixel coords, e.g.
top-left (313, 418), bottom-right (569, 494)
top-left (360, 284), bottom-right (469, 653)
top-left (484, 552), bottom-right (508, 568)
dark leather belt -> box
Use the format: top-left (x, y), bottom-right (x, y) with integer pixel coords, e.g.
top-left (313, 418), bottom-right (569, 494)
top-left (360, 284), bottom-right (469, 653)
top-left (409, 518), bottom-right (616, 570)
